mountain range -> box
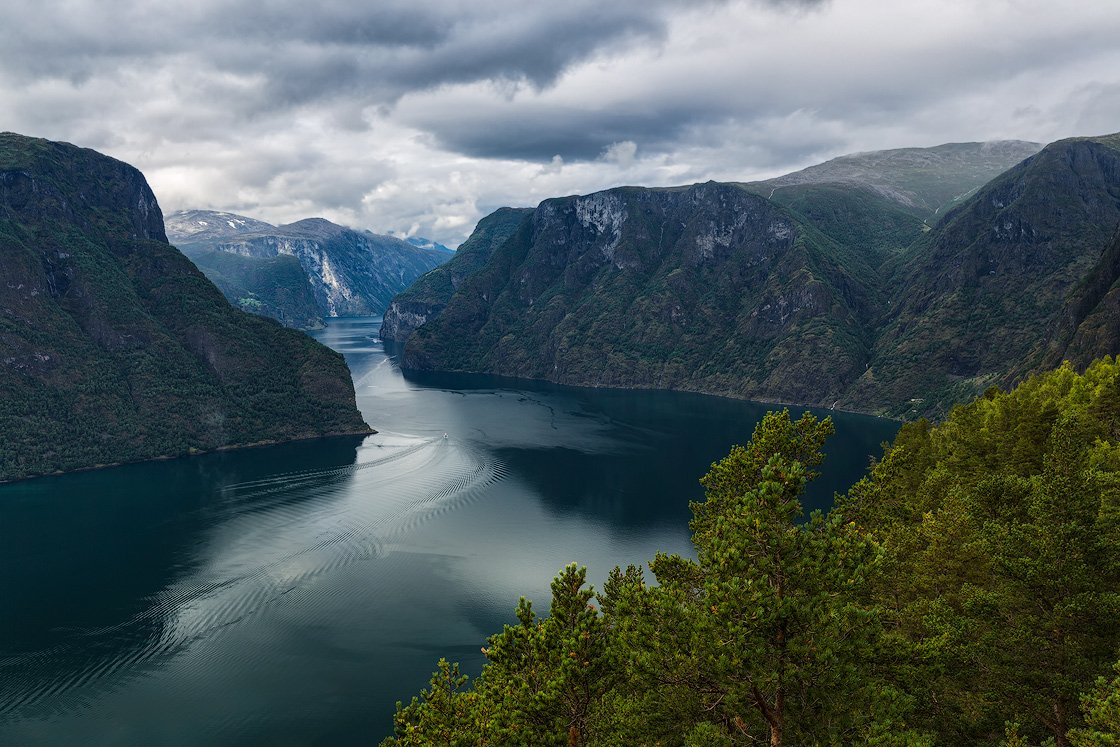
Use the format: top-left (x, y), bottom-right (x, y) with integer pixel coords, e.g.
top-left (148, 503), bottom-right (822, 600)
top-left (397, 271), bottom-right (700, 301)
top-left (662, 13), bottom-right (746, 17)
top-left (384, 135), bottom-right (1120, 418)
top-left (167, 211), bottom-right (452, 329)
top-left (0, 133), bottom-right (371, 483)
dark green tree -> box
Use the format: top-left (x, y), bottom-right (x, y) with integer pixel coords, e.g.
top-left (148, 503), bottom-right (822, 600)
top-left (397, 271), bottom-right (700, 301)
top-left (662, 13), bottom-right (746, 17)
top-left (611, 410), bottom-right (924, 746)
top-left (386, 659), bottom-right (477, 747)
top-left (474, 564), bottom-right (612, 746)
top-left (1070, 660), bottom-right (1120, 747)
top-left (841, 358), bottom-right (1120, 746)
top-left (385, 565), bottom-right (613, 746)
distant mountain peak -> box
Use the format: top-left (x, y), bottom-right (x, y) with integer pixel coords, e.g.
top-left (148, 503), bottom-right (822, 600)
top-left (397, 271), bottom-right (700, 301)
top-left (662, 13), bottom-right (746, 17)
top-left (757, 140), bottom-right (1043, 219)
top-left (165, 209), bottom-right (274, 243)
top-left (404, 236), bottom-right (454, 254)
top-left (170, 208), bottom-right (453, 328)
top-left (279, 217), bottom-right (346, 236)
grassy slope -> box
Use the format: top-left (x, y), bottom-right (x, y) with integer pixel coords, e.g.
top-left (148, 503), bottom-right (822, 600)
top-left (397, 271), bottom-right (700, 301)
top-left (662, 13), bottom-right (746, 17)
top-left (186, 250), bottom-right (324, 329)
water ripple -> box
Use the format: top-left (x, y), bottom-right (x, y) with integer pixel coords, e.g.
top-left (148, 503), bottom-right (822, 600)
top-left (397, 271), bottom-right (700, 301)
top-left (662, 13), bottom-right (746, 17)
top-left (0, 435), bottom-right (506, 719)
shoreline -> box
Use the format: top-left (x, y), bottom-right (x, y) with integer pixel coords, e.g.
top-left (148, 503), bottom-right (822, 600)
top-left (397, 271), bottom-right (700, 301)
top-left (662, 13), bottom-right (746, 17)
top-left (395, 364), bottom-right (903, 423)
top-left (0, 427), bottom-right (376, 487)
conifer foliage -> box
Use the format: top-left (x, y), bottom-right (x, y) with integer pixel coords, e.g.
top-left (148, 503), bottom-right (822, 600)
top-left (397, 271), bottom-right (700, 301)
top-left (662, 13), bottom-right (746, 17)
top-left (383, 359), bottom-right (1120, 746)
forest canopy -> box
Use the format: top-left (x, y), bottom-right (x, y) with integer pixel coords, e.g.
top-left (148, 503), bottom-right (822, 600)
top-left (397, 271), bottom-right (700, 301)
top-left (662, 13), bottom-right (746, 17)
top-left (382, 358), bottom-right (1120, 747)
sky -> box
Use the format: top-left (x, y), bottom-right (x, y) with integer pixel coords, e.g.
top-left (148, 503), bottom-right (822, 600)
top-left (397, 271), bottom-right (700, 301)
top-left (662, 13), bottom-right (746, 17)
top-left (1, 0), bottom-right (1118, 247)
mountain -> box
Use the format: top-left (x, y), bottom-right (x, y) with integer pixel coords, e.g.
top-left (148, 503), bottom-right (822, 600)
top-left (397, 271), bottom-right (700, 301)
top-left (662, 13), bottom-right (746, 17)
top-left (397, 182), bottom-right (888, 406)
top-left (167, 211), bottom-right (452, 329)
top-left (165, 209), bottom-right (274, 243)
top-left (386, 136), bottom-right (1120, 418)
top-left (845, 133), bottom-right (1120, 417)
top-left (183, 249), bottom-right (323, 330)
top-left (0, 133), bottom-right (371, 483)
top-left (405, 236), bottom-right (454, 254)
top-left (381, 208), bottom-right (531, 343)
top-left (756, 140), bottom-right (1043, 221)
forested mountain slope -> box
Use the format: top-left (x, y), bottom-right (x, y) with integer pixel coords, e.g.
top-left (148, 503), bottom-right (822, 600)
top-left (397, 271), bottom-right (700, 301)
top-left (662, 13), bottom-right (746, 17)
top-left (848, 133), bottom-right (1120, 416)
top-left (401, 182), bottom-right (885, 406)
top-left (388, 135), bottom-right (1120, 418)
top-left (0, 133), bottom-right (371, 482)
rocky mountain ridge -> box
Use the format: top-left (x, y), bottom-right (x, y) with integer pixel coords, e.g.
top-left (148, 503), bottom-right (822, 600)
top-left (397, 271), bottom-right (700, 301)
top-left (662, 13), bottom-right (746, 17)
top-left (0, 133), bottom-right (372, 482)
top-left (386, 135), bottom-right (1120, 419)
top-left (168, 211), bottom-right (451, 329)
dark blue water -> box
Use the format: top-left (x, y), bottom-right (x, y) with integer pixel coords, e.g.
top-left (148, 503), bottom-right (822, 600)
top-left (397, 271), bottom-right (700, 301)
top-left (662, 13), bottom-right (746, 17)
top-left (0, 317), bottom-right (898, 745)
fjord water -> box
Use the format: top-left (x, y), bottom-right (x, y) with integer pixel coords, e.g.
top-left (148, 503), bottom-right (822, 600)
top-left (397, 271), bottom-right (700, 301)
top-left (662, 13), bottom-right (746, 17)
top-left (0, 317), bottom-right (898, 745)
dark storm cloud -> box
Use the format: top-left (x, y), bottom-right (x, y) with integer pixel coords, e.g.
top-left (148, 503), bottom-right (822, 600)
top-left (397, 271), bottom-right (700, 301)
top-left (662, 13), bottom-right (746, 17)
top-left (0, 0), bottom-right (836, 163)
top-left (1, 1), bottom-right (695, 102)
top-left (398, 1), bottom-right (1120, 166)
top-left (407, 105), bottom-right (707, 162)
top-left (1, 0), bottom-right (1113, 247)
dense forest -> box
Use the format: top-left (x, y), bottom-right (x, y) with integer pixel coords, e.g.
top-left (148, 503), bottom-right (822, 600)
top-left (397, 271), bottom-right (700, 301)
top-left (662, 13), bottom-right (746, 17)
top-left (0, 133), bottom-right (371, 483)
top-left (387, 134), bottom-right (1120, 421)
top-left (382, 357), bottom-right (1120, 746)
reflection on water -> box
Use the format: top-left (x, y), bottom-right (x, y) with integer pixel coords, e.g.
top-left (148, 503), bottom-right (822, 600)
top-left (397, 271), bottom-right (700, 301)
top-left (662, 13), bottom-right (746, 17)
top-left (0, 317), bottom-right (898, 745)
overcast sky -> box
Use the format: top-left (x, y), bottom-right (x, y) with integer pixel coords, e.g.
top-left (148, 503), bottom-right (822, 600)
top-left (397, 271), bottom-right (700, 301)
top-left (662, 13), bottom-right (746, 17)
top-left (2, 0), bottom-right (1118, 246)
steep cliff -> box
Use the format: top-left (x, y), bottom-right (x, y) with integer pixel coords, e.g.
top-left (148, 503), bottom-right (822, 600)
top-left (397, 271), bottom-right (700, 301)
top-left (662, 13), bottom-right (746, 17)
top-left (0, 133), bottom-right (372, 482)
top-left (848, 133), bottom-right (1120, 417)
top-left (168, 211), bottom-right (451, 329)
top-left (389, 135), bottom-right (1120, 418)
top-left (380, 207), bottom-right (532, 342)
top-left (402, 182), bottom-right (884, 406)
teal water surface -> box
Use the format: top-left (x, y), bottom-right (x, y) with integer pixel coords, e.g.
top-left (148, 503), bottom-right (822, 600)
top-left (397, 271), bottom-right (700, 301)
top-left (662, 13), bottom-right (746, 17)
top-left (0, 317), bottom-right (898, 744)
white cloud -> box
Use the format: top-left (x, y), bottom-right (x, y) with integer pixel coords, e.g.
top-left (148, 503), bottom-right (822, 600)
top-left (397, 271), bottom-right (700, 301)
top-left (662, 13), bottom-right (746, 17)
top-left (602, 141), bottom-right (638, 168)
top-left (0, 0), bottom-right (1117, 247)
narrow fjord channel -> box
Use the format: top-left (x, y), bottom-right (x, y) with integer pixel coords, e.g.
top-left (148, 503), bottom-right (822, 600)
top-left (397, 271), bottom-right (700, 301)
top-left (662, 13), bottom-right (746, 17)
top-left (0, 317), bottom-right (898, 745)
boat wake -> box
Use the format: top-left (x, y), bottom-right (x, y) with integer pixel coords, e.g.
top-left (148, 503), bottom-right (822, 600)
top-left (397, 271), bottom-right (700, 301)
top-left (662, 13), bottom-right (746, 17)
top-left (0, 434), bottom-right (506, 718)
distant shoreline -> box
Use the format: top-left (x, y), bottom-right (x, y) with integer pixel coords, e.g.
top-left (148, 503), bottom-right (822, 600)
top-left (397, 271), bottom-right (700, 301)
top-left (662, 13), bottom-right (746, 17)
top-left (0, 428), bottom-right (376, 487)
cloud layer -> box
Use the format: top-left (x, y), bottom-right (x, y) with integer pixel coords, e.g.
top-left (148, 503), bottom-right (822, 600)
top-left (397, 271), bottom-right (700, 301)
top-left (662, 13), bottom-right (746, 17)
top-left (1, 0), bottom-right (1117, 246)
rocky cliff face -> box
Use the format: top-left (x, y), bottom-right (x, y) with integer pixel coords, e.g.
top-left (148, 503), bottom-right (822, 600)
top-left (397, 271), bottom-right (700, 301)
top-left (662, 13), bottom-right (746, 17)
top-left (388, 135), bottom-right (1120, 419)
top-left (401, 182), bottom-right (882, 406)
top-left (380, 207), bottom-right (532, 342)
top-left (0, 133), bottom-right (371, 482)
top-left (168, 212), bottom-right (451, 329)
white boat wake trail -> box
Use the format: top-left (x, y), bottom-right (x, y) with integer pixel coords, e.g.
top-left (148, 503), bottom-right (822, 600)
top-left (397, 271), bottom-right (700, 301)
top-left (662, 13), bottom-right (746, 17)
top-left (0, 435), bottom-right (506, 718)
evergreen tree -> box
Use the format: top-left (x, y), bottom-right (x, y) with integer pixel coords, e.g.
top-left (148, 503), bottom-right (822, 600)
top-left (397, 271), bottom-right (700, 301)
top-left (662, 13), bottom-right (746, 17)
top-left (841, 359), bottom-right (1120, 746)
top-left (383, 360), bottom-right (1120, 746)
top-left (1070, 660), bottom-right (1120, 747)
top-left (386, 659), bottom-right (477, 747)
top-left (611, 411), bottom-right (919, 746)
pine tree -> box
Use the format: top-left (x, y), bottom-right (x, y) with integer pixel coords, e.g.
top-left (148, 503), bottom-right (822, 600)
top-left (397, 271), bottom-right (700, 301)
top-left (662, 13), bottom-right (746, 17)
top-left (1070, 660), bottom-right (1120, 746)
top-left (611, 410), bottom-right (914, 745)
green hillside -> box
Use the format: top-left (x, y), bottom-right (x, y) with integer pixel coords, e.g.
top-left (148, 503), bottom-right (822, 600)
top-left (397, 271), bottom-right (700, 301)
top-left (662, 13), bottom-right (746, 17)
top-left (187, 250), bottom-right (323, 329)
top-left (0, 133), bottom-right (371, 482)
top-left (851, 134), bottom-right (1120, 417)
top-left (757, 139), bottom-right (1042, 220)
top-left (388, 135), bottom-right (1120, 419)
